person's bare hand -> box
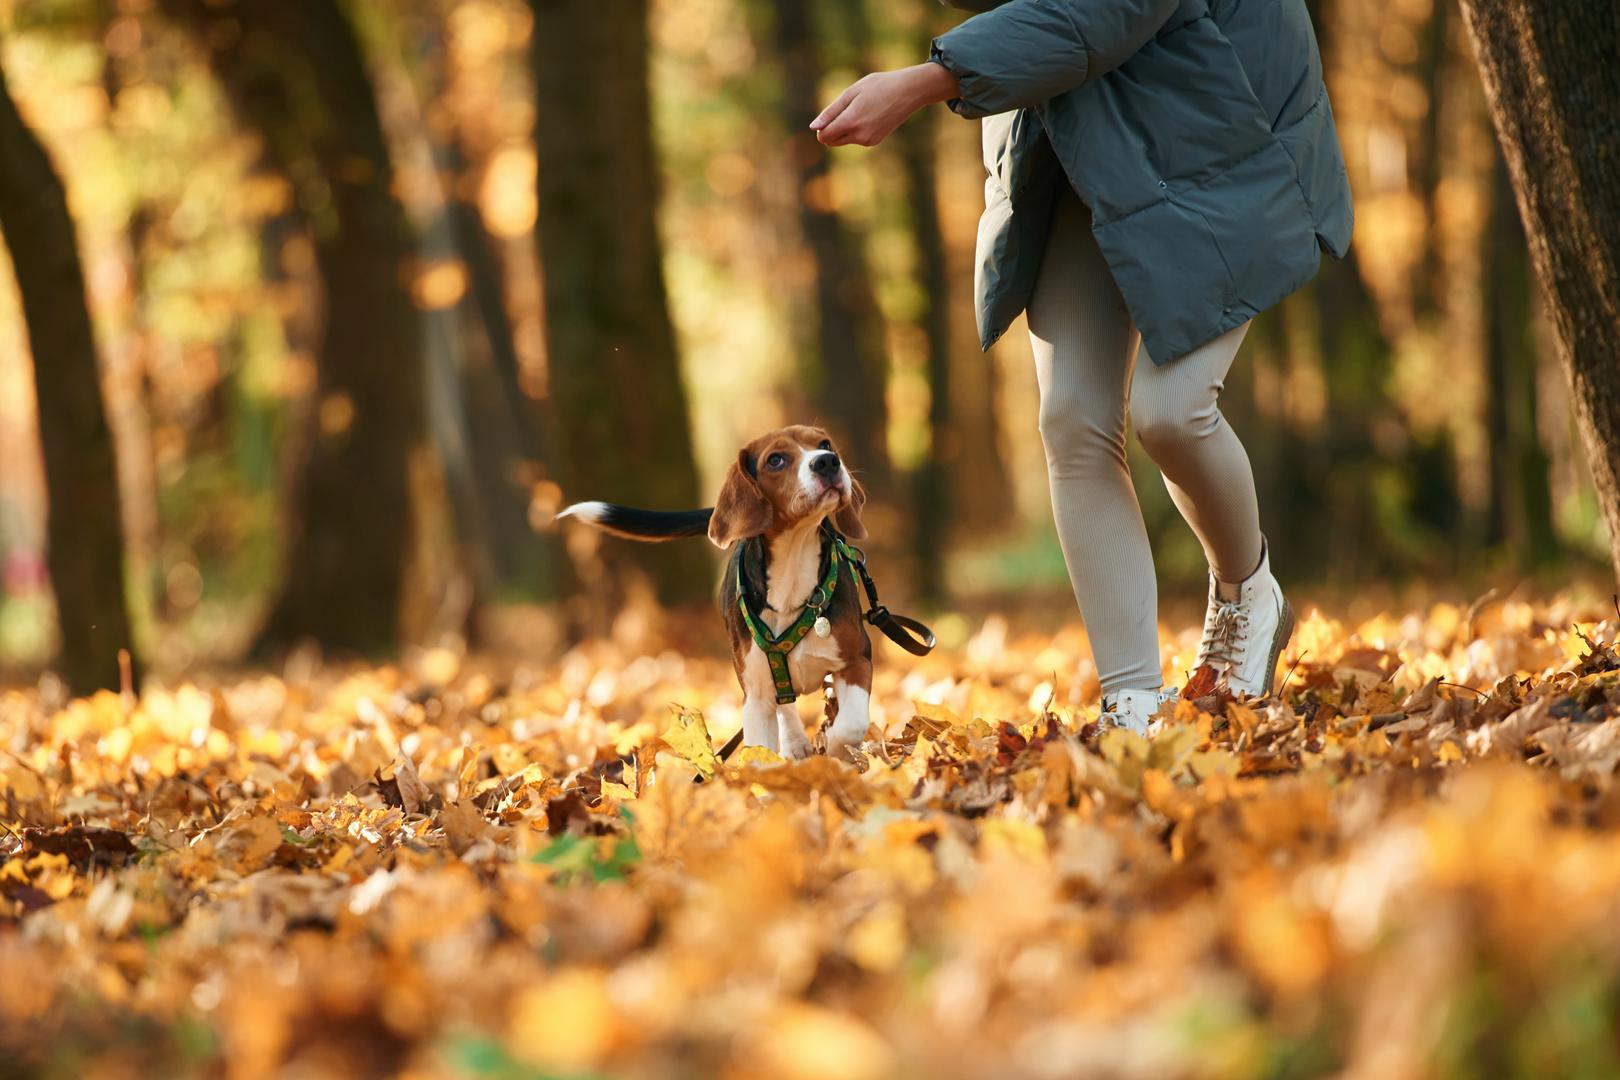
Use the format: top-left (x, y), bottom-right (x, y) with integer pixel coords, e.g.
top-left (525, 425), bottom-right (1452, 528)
top-left (810, 63), bottom-right (959, 148)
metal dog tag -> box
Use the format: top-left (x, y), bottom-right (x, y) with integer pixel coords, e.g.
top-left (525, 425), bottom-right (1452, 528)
top-left (813, 616), bottom-right (831, 638)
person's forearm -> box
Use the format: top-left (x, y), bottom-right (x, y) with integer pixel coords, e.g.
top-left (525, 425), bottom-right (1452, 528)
top-left (909, 60), bottom-right (962, 107)
top-left (811, 62), bottom-right (961, 147)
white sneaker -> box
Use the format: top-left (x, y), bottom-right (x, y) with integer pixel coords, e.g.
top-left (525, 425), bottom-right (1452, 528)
top-left (1100, 686), bottom-right (1179, 736)
top-left (1197, 541), bottom-right (1294, 698)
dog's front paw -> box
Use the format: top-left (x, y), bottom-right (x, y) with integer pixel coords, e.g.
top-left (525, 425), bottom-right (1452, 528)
top-left (778, 718), bottom-right (814, 761)
top-left (780, 737), bottom-right (815, 762)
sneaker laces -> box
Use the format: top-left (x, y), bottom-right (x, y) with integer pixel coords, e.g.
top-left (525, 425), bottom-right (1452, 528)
top-left (1200, 599), bottom-right (1250, 670)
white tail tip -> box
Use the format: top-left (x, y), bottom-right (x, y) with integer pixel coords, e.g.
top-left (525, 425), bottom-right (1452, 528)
top-left (555, 501), bottom-right (608, 523)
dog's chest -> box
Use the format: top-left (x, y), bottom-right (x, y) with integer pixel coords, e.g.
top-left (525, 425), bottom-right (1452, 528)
top-left (786, 627), bottom-right (843, 686)
top-left (755, 538), bottom-right (846, 687)
top-left (740, 626), bottom-right (843, 700)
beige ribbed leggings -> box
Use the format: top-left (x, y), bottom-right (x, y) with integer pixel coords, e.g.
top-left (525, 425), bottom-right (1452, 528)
top-left (1028, 188), bottom-right (1263, 694)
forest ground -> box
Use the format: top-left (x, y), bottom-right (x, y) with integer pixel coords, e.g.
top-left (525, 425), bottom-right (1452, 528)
top-left (4, 588), bottom-right (1620, 1079)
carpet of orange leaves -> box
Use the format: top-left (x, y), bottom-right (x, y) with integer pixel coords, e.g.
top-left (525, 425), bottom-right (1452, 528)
top-left (5, 594), bottom-right (1620, 1079)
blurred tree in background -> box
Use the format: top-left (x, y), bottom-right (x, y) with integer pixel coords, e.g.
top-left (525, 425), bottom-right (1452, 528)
top-left (0, 0), bottom-right (1613, 686)
top-left (530, 0), bottom-right (710, 631)
top-left (157, 0), bottom-right (427, 657)
top-left (753, 0), bottom-right (892, 492)
top-left (0, 45), bottom-right (135, 694)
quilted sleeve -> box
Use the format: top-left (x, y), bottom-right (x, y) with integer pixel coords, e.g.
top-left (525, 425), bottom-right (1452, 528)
top-left (930, 0), bottom-right (1181, 118)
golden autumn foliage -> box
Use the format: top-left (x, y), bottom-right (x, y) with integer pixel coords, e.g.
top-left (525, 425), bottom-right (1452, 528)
top-left (6, 595), bottom-right (1620, 1078)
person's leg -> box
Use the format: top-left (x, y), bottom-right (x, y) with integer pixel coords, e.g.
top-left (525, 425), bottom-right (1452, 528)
top-left (1027, 190), bottom-right (1162, 695)
top-left (1131, 325), bottom-right (1292, 697)
top-left (1128, 325), bottom-right (1264, 590)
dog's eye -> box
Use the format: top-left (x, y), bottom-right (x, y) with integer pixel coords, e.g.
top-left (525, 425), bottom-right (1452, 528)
top-left (819, 440), bottom-right (832, 451)
top-left (765, 452), bottom-right (788, 471)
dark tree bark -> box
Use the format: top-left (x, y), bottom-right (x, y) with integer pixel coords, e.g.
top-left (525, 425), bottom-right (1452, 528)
top-left (160, 0), bottom-right (427, 655)
top-left (0, 57), bottom-right (138, 694)
top-left (936, 119), bottom-right (1015, 536)
top-left (445, 137), bottom-right (543, 469)
top-left (1411, 0), bottom-right (1450, 318)
top-left (1311, 250), bottom-right (1399, 574)
top-left (761, 0), bottom-right (892, 488)
top-left (531, 0), bottom-right (709, 619)
top-left (1482, 152), bottom-right (1557, 565)
top-left (1231, 306), bottom-right (1288, 565)
top-left (99, 22), bottom-right (165, 630)
top-left (1292, 0), bottom-right (1463, 577)
top-left (443, 131), bottom-right (565, 603)
top-left (447, 153), bottom-right (537, 578)
top-left (896, 107), bottom-right (953, 603)
top-left (1458, 0), bottom-right (1620, 581)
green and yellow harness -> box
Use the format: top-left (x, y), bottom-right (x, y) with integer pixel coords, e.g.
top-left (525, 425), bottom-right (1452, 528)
top-left (735, 528), bottom-right (935, 705)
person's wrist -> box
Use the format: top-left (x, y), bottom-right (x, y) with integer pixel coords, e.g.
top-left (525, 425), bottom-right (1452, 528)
top-left (907, 61), bottom-right (959, 106)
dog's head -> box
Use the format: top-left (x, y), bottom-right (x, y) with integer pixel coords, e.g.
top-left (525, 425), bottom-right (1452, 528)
top-left (707, 425), bottom-right (867, 548)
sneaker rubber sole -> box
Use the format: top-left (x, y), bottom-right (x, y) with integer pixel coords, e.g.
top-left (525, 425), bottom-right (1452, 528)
top-left (1262, 595), bottom-right (1296, 699)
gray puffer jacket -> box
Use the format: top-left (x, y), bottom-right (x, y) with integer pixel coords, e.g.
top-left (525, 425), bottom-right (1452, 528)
top-left (931, 0), bottom-right (1353, 363)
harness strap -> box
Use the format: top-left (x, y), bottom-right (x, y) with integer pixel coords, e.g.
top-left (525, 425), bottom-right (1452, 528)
top-left (733, 527), bottom-right (938, 711)
top-left (737, 538), bottom-right (844, 704)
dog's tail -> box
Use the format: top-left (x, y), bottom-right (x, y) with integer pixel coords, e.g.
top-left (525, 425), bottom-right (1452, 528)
top-left (555, 501), bottom-right (714, 542)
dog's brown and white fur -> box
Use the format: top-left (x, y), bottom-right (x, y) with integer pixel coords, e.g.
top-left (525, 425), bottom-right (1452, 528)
top-left (557, 426), bottom-right (871, 760)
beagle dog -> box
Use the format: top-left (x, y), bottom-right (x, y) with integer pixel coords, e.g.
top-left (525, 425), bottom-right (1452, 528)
top-left (557, 426), bottom-right (873, 760)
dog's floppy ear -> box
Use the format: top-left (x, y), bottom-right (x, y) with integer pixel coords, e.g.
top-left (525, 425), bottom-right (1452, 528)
top-left (708, 450), bottom-right (773, 548)
top-left (834, 475), bottom-right (868, 540)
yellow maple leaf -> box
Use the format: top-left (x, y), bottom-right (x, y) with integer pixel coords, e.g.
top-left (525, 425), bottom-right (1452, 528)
top-left (659, 708), bottom-right (719, 780)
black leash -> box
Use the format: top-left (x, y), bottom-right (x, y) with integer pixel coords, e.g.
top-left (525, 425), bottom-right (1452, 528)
top-left (716, 726), bottom-right (745, 763)
top-left (846, 546), bottom-right (938, 658)
top-left (712, 530), bottom-right (936, 765)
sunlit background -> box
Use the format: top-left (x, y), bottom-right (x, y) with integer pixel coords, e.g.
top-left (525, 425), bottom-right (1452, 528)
top-left (0, 0), bottom-right (1606, 683)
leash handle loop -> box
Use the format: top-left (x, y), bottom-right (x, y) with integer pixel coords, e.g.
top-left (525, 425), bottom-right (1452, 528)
top-left (828, 526), bottom-right (937, 658)
top-left (865, 603), bottom-right (937, 656)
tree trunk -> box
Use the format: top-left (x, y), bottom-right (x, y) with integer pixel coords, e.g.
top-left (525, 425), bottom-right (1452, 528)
top-left (1458, 0), bottom-right (1620, 582)
top-left (446, 137), bottom-right (544, 469)
top-left (896, 107), bottom-right (953, 603)
top-left (445, 131), bottom-right (565, 602)
top-left (0, 56), bottom-right (138, 695)
top-left (99, 26), bottom-right (165, 638)
top-left (160, 0), bottom-right (427, 655)
top-left (936, 109), bottom-right (1015, 535)
top-left (531, 0), bottom-right (709, 621)
top-left (761, 0), bottom-right (892, 488)
top-left (1304, 0), bottom-right (1462, 577)
top-left (1235, 305), bottom-right (1293, 571)
top-left (1482, 151), bottom-right (1557, 565)
top-left (1311, 249), bottom-right (1397, 575)
top-left (1411, 0), bottom-right (1449, 319)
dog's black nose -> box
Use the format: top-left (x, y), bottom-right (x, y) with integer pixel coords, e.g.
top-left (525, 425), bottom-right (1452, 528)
top-left (810, 451), bottom-right (840, 478)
